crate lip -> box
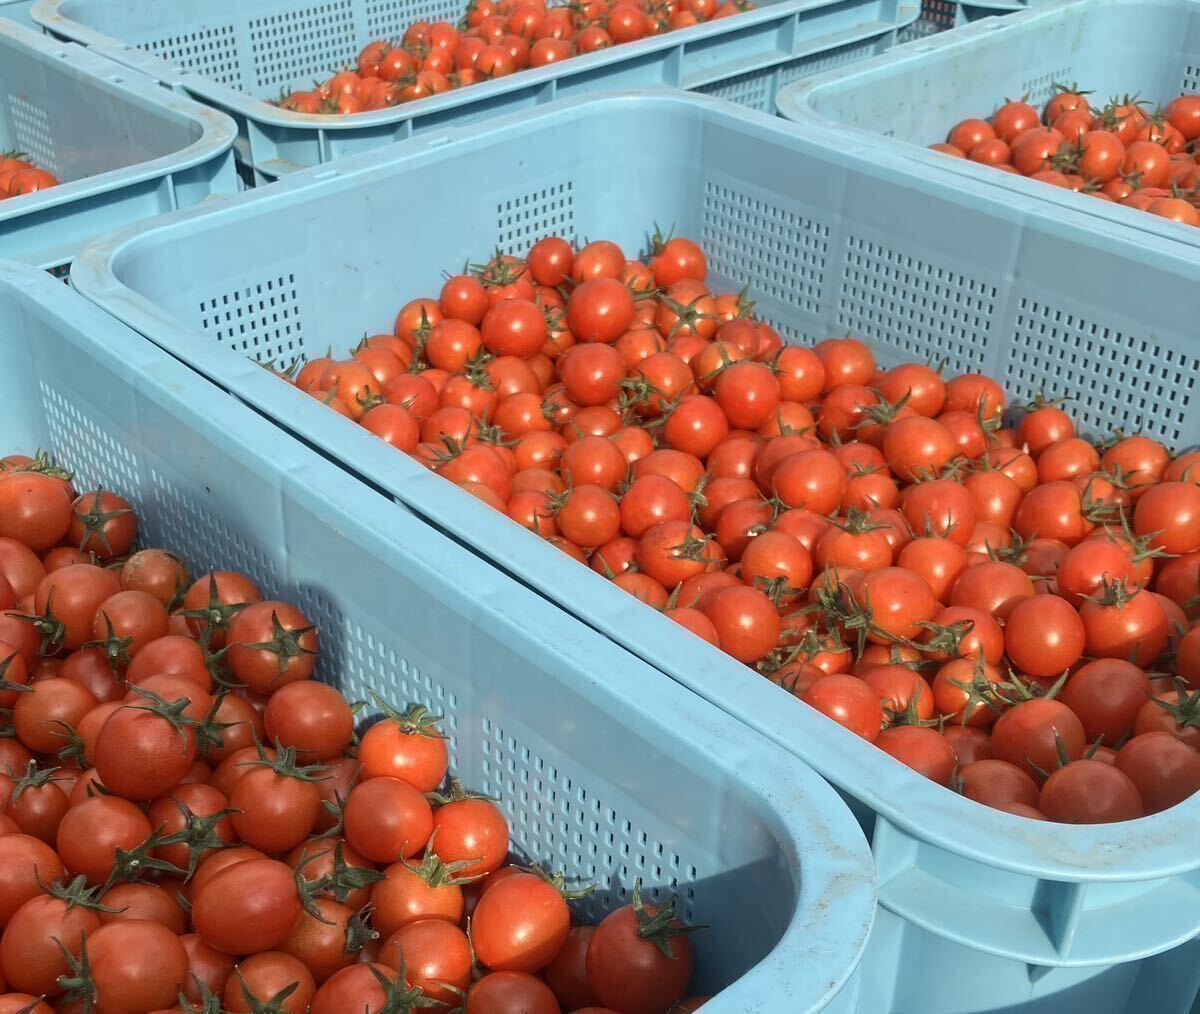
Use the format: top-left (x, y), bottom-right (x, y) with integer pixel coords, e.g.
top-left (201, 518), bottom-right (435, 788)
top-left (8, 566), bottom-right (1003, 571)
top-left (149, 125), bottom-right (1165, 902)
top-left (775, 0), bottom-right (1200, 247)
top-left (2, 256), bottom-right (877, 1011)
top-left (0, 19), bottom-right (237, 223)
top-left (33, 0), bottom-right (915, 133)
top-left (69, 88), bottom-right (1200, 889)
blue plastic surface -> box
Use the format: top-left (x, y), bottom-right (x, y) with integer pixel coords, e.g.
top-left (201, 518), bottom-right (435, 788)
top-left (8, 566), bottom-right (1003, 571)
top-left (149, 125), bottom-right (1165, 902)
top-left (777, 0), bottom-right (1200, 249)
top-left (0, 257), bottom-right (877, 1013)
top-left (70, 90), bottom-right (1200, 1013)
top-left (33, 0), bottom-right (915, 180)
top-left (0, 0), bottom-right (37, 27)
top-left (0, 19), bottom-right (238, 269)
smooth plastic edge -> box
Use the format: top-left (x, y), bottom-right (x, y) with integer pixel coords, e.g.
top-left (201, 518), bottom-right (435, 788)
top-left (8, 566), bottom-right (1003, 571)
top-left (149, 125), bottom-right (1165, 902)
top-left (0, 19), bottom-right (238, 221)
top-left (774, 0), bottom-right (1200, 247)
top-left (2, 256), bottom-right (876, 1011)
top-left (32, 0), bottom-right (909, 132)
top-left (67, 87), bottom-right (1200, 888)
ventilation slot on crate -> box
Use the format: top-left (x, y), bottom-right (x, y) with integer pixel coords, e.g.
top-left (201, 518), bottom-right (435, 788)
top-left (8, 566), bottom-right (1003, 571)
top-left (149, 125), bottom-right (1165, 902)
top-left (1181, 62), bottom-right (1200, 93)
top-left (697, 67), bottom-right (773, 112)
top-left (197, 274), bottom-right (304, 361)
top-left (143, 24), bottom-right (241, 87)
top-left (39, 384), bottom-right (139, 494)
top-left (703, 181), bottom-right (829, 315)
top-left (496, 181), bottom-right (575, 251)
top-left (1019, 67), bottom-right (1075, 109)
top-left (479, 716), bottom-right (699, 925)
top-left (293, 588), bottom-right (462, 746)
top-left (837, 235), bottom-right (996, 371)
top-left (1005, 300), bottom-right (1196, 444)
top-left (366, 0), bottom-right (465, 39)
top-left (8, 94), bottom-right (57, 175)
top-left (250, 0), bottom-right (356, 91)
top-left (147, 468), bottom-right (279, 592)
top-left (778, 40), bottom-right (879, 87)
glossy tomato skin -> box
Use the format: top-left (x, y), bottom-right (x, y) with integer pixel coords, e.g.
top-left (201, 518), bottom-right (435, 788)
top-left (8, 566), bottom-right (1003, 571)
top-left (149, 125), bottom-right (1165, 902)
top-left (192, 858), bottom-right (303, 955)
top-left (465, 971), bottom-right (561, 1013)
top-left (471, 872), bottom-right (569, 973)
top-left (1039, 760), bottom-right (1145, 823)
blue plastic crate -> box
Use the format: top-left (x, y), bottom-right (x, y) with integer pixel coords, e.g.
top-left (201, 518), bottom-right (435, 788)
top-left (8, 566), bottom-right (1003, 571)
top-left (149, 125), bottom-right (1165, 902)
top-left (32, 0), bottom-right (915, 182)
top-left (0, 20), bottom-right (238, 269)
top-left (777, 0), bottom-right (1200, 249)
top-left (0, 257), bottom-right (878, 1012)
top-left (900, 0), bottom-right (1019, 38)
top-left (0, 1), bottom-right (38, 27)
top-left (70, 90), bottom-right (1200, 1013)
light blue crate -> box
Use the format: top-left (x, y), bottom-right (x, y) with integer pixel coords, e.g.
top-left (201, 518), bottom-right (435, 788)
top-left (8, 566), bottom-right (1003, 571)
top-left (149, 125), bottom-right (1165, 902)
top-left (899, 0), bottom-right (1021, 38)
top-left (778, 0), bottom-right (1200, 247)
top-left (70, 89), bottom-right (1200, 1013)
top-left (33, 0), bottom-right (915, 181)
top-left (0, 19), bottom-right (238, 269)
top-left (0, 258), bottom-right (877, 1013)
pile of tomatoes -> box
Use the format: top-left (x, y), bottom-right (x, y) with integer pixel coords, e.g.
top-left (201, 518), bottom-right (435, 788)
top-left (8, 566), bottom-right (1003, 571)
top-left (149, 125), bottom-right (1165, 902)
top-left (278, 231), bottom-right (1200, 826)
top-left (0, 454), bottom-right (706, 1013)
top-left (278, 0), bottom-right (753, 114)
top-left (931, 88), bottom-right (1200, 226)
top-left (0, 152), bottom-right (58, 200)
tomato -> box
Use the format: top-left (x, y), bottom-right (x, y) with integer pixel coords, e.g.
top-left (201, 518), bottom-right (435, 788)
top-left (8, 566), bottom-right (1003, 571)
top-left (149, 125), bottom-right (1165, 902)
top-left (543, 926), bottom-right (598, 1010)
top-left (1078, 581), bottom-right (1168, 665)
top-left (1039, 759), bottom-right (1144, 823)
top-left (586, 881), bottom-right (693, 1013)
top-left (0, 473), bottom-right (73, 551)
top-left (900, 479), bottom-right (976, 547)
top-left (193, 858), bottom-right (303, 954)
top-left (813, 337), bottom-right (875, 390)
top-left (466, 971), bottom-right (561, 1013)
top-left (1116, 732), bottom-right (1200, 814)
top-left (13, 678), bottom-right (97, 754)
top-left (55, 795), bottom-right (150, 886)
top-left (345, 776), bottom-right (434, 862)
top-left (1135, 481), bottom-right (1200, 554)
top-left (429, 790), bottom-right (509, 877)
top-left (230, 747), bottom-right (323, 853)
top-left (931, 657), bottom-right (1006, 728)
top-left (801, 674), bottom-right (883, 742)
top-left (224, 600), bottom-right (318, 694)
top-left (94, 687), bottom-right (203, 800)
top-left (72, 920), bottom-right (189, 1013)
top-left (99, 881), bottom-right (187, 934)
top-left (771, 449), bottom-right (846, 513)
top-left (1004, 595), bottom-right (1084, 677)
top-left (181, 571), bottom-right (263, 648)
top-left (876, 725), bottom-right (956, 785)
top-left (560, 344), bottom-right (625, 407)
top-left (991, 699), bottom-right (1085, 782)
top-left (950, 559), bottom-right (1034, 619)
top-left (471, 871), bottom-right (569, 972)
top-left (857, 567), bottom-right (938, 643)
top-left (221, 951), bottom-right (315, 1012)
top-left (379, 918), bottom-right (471, 1003)
top-left (264, 680), bottom-right (354, 761)
top-left (993, 100), bottom-right (1040, 142)
top-left (147, 783), bottom-right (236, 875)
top-left (702, 585), bottom-right (780, 663)
top-left (2, 764), bottom-right (67, 844)
top-left (943, 725), bottom-right (992, 766)
top-left (1059, 659), bottom-right (1151, 745)
top-left (1056, 539), bottom-right (1135, 606)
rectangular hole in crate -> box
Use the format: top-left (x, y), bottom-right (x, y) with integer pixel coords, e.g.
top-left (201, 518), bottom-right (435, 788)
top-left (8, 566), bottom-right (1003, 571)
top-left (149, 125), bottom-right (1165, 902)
top-left (250, 0), bottom-right (356, 90)
top-left (1181, 64), bottom-right (1200, 93)
top-left (143, 24), bottom-right (240, 87)
top-left (697, 68), bottom-right (772, 112)
top-left (295, 587), bottom-right (463, 748)
top-left (1005, 298), bottom-right (1196, 444)
top-left (8, 94), bottom-right (57, 176)
top-left (478, 717), bottom-right (698, 925)
top-left (1020, 67), bottom-right (1075, 110)
top-left (778, 39), bottom-right (879, 88)
top-left (366, 0), bottom-right (465, 39)
top-left (197, 274), bottom-right (304, 361)
top-left (837, 234), bottom-right (996, 371)
top-left (146, 467), bottom-right (279, 591)
top-left (920, 0), bottom-right (958, 30)
top-left (702, 181), bottom-right (828, 315)
top-left (496, 181), bottom-right (575, 251)
top-left (38, 384), bottom-right (139, 494)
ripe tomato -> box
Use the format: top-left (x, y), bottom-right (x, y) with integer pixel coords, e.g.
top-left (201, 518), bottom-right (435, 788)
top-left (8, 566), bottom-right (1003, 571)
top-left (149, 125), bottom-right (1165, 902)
top-left (1039, 759), bottom-right (1144, 823)
top-left (1116, 731), bottom-right (1200, 814)
top-left (193, 858), bottom-right (303, 954)
top-left (991, 699), bottom-right (1086, 782)
top-left (466, 971), bottom-right (561, 1013)
top-left (801, 674), bottom-right (883, 742)
top-left (471, 872), bottom-right (569, 972)
top-left (344, 776), bottom-right (434, 862)
top-left (224, 600), bottom-right (318, 694)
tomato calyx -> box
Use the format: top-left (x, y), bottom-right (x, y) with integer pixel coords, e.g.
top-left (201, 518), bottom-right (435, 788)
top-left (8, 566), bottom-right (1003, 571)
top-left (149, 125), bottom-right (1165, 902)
top-left (241, 737), bottom-right (333, 784)
top-left (100, 827), bottom-right (188, 894)
top-left (178, 573), bottom-right (254, 647)
top-left (232, 967), bottom-right (304, 1014)
top-left (54, 930), bottom-right (100, 1011)
top-left (9, 592), bottom-right (67, 656)
top-left (1149, 677), bottom-right (1200, 730)
top-left (52, 719), bottom-right (89, 767)
top-left (127, 684), bottom-right (196, 748)
top-left (944, 656), bottom-right (1010, 725)
top-left (0, 447), bottom-right (73, 481)
top-left (915, 618), bottom-right (977, 661)
top-left (82, 611), bottom-right (135, 668)
top-left (45, 873), bottom-right (124, 914)
top-left (313, 839), bottom-right (386, 908)
top-left (629, 877), bottom-right (704, 959)
top-left (659, 293), bottom-right (719, 342)
top-left (426, 776), bottom-right (499, 806)
top-left (9, 757), bottom-right (60, 803)
top-left (71, 489), bottom-right (136, 557)
top-left (239, 610), bottom-right (320, 680)
top-left (155, 794), bottom-right (240, 879)
top-left (372, 957), bottom-right (448, 1011)
top-left (0, 648), bottom-right (32, 700)
top-left (369, 694), bottom-right (449, 742)
top-left (1079, 574), bottom-right (1141, 609)
top-left (400, 830), bottom-right (484, 888)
